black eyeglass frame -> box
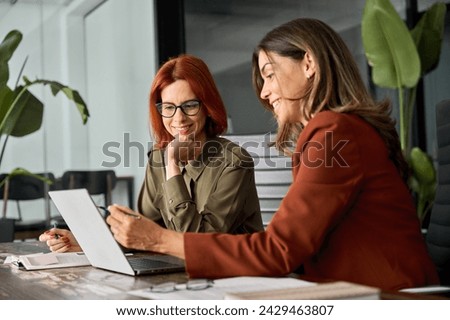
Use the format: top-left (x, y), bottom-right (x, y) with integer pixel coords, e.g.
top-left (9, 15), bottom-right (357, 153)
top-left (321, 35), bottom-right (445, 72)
top-left (156, 99), bottom-right (202, 118)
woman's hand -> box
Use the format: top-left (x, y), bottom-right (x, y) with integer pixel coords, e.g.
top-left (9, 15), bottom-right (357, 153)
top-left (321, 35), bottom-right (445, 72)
top-left (165, 133), bottom-right (201, 180)
top-left (38, 228), bottom-right (82, 253)
top-left (166, 133), bottom-right (200, 165)
top-left (106, 204), bottom-right (185, 259)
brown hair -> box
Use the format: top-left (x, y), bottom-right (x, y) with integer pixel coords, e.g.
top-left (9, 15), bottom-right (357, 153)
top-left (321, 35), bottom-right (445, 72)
top-left (149, 54), bottom-right (227, 148)
top-left (251, 18), bottom-right (409, 182)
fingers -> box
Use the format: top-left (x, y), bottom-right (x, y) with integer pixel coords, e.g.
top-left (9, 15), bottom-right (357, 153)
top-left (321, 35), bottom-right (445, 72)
top-left (107, 205), bottom-right (142, 224)
top-left (39, 231), bottom-right (51, 242)
top-left (46, 236), bottom-right (71, 252)
top-left (177, 132), bottom-right (195, 142)
top-left (172, 133), bottom-right (192, 142)
top-left (106, 205), bottom-right (144, 249)
top-left (39, 228), bottom-right (64, 241)
top-left (109, 204), bottom-right (135, 215)
top-left (39, 229), bottom-right (80, 252)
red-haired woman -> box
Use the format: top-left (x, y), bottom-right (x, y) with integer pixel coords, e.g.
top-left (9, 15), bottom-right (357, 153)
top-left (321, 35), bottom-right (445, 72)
top-left (40, 55), bottom-right (263, 252)
top-left (141, 54), bottom-right (263, 233)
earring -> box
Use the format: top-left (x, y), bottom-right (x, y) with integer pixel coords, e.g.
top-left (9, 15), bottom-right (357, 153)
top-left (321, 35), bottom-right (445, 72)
top-left (306, 74), bottom-right (310, 80)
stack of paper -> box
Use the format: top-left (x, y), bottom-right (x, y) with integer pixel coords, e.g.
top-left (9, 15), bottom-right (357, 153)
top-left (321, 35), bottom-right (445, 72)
top-left (224, 281), bottom-right (380, 300)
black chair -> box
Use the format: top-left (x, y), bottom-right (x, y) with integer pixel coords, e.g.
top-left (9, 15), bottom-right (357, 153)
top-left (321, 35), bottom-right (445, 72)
top-left (51, 170), bottom-right (117, 227)
top-left (61, 170), bottom-right (117, 205)
top-left (0, 172), bottom-right (55, 240)
top-left (0, 218), bottom-right (14, 242)
top-left (426, 99), bottom-right (450, 286)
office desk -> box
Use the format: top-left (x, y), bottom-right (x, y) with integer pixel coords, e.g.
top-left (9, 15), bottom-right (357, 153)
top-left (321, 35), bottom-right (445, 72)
top-left (0, 241), bottom-right (187, 299)
top-left (1, 242), bottom-right (445, 300)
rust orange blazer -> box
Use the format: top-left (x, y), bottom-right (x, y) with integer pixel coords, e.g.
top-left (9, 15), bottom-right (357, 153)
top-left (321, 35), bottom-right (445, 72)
top-left (184, 111), bottom-right (439, 290)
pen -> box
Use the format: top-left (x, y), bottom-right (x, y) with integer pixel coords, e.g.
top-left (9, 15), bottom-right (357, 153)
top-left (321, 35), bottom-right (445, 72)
top-left (97, 205), bottom-right (141, 219)
top-left (53, 222), bottom-right (60, 239)
top-left (121, 209), bottom-right (141, 219)
top-left (97, 205), bottom-right (110, 218)
top-left (123, 212), bottom-right (141, 219)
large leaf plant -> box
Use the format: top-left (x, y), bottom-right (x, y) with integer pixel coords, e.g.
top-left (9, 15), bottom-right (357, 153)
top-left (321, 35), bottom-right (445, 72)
top-left (362, 0), bottom-right (446, 222)
top-left (0, 30), bottom-right (90, 209)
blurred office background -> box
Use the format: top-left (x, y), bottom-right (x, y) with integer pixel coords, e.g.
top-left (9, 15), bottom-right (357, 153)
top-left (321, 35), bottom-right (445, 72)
top-left (0, 0), bottom-right (449, 220)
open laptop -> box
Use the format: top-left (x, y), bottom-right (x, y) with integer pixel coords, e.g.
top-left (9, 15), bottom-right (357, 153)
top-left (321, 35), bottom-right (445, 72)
top-left (48, 188), bottom-right (185, 276)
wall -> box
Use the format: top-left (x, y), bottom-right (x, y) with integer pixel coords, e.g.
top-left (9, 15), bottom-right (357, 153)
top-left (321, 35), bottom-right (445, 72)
top-left (0, 0), bottom-right (157, 219)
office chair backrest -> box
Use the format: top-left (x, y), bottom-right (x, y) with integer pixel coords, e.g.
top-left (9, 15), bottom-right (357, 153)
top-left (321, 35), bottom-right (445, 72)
top-left (0, 218), bottom-right (14, 242)
top-left (0, 173), bottom-right (55, 201)
top-left (224, 133), bottom-right (292, 227)
top-left (61, 170), bottom-right (117, 206)
top-left (426, 99), bottom-right (450, 285)
top-left (0, 173), bottom-right (56, 240)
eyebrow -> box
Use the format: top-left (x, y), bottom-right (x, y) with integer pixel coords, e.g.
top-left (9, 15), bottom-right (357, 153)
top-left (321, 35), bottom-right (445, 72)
top-left (160, 98), bottom-right (198, 105)
top-left (260, 62), bottom-right (273, 74)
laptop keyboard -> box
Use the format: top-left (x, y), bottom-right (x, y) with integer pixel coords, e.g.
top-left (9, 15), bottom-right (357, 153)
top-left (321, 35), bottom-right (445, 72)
top-left (128, 257), bottom-right (179, 271)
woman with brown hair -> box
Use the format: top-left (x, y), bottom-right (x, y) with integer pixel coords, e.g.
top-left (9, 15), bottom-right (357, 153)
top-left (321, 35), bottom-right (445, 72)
top-left (105, 19), bottom-right (438, 290)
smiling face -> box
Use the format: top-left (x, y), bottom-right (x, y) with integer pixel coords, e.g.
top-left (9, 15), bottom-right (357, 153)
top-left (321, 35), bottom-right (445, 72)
top-left (160, 79), bottom-right (207, 143)
top-left (258, 50), bottom-right (314, 127)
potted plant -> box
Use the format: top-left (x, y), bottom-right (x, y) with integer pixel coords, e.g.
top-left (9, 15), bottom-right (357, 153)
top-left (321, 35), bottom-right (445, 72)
top-left (0, 29), bottom-right (90, 231)
top-left (361, 0), bottom-right (446, 222)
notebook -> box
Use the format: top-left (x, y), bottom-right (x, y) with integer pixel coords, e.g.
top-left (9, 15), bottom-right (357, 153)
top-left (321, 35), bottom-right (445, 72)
top-left (48, 188), bottom-right (185, 276)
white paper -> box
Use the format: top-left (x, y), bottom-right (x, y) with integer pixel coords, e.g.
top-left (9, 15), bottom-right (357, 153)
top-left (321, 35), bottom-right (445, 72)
top-left (23, 253), bottom-right (59, 266)
top-left (4, 252), bottom-right (90, 270)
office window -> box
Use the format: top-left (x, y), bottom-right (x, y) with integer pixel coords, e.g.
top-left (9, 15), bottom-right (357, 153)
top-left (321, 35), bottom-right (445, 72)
top-left (182, 0), bottom-right (450, 160)
top-left (182, 0), bottom-right (375, 134)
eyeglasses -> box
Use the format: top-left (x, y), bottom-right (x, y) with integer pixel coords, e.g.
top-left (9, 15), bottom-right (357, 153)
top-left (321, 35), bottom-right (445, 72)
top-left (147, 279), bottom-right (213, 293)
top-left (156, 99), bottom-right (201, 118)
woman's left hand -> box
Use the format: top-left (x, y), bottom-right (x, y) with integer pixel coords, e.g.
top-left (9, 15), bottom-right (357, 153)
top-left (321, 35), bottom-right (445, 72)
top-left (38, 228), bottom-right (82, 252)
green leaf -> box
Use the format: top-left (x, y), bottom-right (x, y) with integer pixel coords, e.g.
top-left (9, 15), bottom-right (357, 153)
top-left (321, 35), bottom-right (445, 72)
top-left (409, 147), bottom-right (436, 185)
top-left (0, 167), bottom-right (52, 188)
top-left (0, 86), bottom-right (43, 137)
top-left (411, 2), bottom-right (446, 75)
top-left (0, 30), bottom-right (22, 63)
top-left (408, 147), bottom-right (437, 221)
top-left (22, 77), bottom-right (90, 124)
top-left (10, 87), bottom-right (43, 137)
top-left (0, 63), bottom-right (9, 89)
top-left (0, 86), bottom-right (14, 126)
top-left (0, 30), bottom-right (22, 88)
top-left (362, 0), bottom-right (420, 88)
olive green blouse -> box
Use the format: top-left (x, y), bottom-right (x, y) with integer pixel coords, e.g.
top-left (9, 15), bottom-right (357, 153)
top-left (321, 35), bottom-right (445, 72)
top-left (137, 137), bottom-right (263, 233)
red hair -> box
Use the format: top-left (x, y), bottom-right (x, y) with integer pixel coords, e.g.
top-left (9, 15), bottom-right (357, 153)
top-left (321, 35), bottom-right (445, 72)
top-left (149, 54), bottom-right (227, 148)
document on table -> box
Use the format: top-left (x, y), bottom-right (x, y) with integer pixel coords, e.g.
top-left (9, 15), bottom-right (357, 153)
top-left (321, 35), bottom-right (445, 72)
top-left (4, 252), bottom-right (90, 270)
top-left (128, 276), bottom-right (316, 300)
top-left (224, 281), bottom-right (381, 300)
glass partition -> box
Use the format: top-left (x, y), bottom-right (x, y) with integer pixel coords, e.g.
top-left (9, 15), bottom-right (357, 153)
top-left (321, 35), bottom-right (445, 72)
top-left (0, 0), bottom-right (156, 219)
top-left (184, 0), bottom-right (450, 160)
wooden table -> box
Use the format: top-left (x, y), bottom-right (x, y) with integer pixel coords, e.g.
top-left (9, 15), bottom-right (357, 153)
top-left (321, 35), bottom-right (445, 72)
top-left (1, 241), bottom-right (446, 300)
top-left (0, 241), bottom-right (187, 299)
